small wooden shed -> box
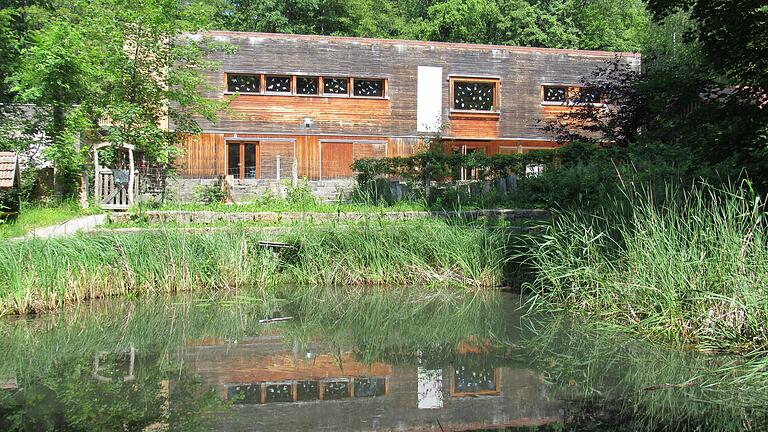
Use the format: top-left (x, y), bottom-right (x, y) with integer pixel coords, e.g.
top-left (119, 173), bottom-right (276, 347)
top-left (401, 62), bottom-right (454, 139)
top-left (0, 152), bottom-right (21, 215)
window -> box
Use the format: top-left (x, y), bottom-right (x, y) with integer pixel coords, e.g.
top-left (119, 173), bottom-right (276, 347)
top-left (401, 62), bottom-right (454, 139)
top-left (353, 79), bottom-right (384, 97)
top-left (577, 87), bottom-right (601, 103)
top-left (297, 76), bottom-right (319, 95)
top-left (543, 85), bottom-right (567, 102)
top-left (543, 85), bottom-right (602, 104)
top-left (227, 74), bottom-right (260, 93)
top-left (265, 75), bottom-right (291, 93)
top-left (323, 77), bottom-right (349, 95)
top-left (452, 79), bottom-right (498, 111)
top-left (225, 74), bottom-right (388, 99)
top-left (451, 366), bottom-right (501, 397)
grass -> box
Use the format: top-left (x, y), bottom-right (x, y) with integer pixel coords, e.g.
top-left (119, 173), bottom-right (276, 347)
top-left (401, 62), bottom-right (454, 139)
top-left (0, 219), bottom-right (510, 315)
top-left (151, 196), bottom-right (429, 214)
top-left (523, 180), bottom-right (768, 354)
top-left (0, 201), bottom-right (100, 239)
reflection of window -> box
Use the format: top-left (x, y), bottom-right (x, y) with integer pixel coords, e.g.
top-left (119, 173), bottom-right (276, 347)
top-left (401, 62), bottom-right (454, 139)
top-left (354, 378), bottom-right (386, 397)
top-left (450, 366), bottom-right (500, 397)
top-left (225, 377), bottom-right (387, 404)
top-left (297, 380), bottom-right (320, 401)
top-left (266, 383), bottom-right (293, 403)
top-left (297, 77), bottom-right (319, 95)
top-left (265, 75), bottom-right (291, 93)
top-left (227, 384), bottom-right (262, 404)
top-left (322, 380), bottom-right (351, 400)
top-left (452, 78), bottom-right (498, 111)
top-left (227, 74), bottom-right (260, 93)
top-left (323, 78), bottom-right (349, 95)
top-left (353, 79), bottom-right (384, 97)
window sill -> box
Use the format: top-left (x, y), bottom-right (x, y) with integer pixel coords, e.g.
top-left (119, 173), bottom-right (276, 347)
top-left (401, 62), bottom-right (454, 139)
top-left (541, 101), bottom-right (606, 107)
top-left (224, 92), bottom-right (388, 100)
top-left (449, 110), bottom-right (501, 120)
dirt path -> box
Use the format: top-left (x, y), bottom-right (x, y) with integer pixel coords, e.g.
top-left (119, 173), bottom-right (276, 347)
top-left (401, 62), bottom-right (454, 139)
top-left (22, 214), bottom-right (108, 240)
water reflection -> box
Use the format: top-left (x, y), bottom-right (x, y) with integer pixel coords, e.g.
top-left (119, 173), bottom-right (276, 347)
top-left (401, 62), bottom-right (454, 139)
top-left (183, 334), bottom-right (558, 430)
top-left (0, 289), bottom-right (767, 431)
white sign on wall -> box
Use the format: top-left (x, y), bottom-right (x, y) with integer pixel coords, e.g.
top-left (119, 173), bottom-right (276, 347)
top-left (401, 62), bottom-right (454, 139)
top-left (417, 66), bottom-right (443, 133)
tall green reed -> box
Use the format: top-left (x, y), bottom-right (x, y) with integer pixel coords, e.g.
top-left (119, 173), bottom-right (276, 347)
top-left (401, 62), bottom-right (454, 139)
top-left (524, 181), bottom-right (768, 353)
top-left (0, 220), bottom-right (508, 315)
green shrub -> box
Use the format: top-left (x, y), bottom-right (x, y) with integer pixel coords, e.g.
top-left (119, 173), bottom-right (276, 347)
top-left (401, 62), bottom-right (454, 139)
top-left (193, 183), bottom-right (226, 204)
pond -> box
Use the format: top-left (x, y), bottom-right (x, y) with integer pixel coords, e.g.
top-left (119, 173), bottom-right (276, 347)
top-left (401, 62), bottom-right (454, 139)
top-left (1, 287), bottom-right (766, 431)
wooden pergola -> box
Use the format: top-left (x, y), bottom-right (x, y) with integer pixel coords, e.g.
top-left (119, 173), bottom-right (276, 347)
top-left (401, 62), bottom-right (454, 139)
top-left (93, 142), bottom-right (137, 210)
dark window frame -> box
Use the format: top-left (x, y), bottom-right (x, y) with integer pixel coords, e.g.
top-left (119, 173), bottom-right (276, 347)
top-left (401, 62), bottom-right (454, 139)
top-left (224, 73), bottom-right (388, 99)
top-left (450, 77), bottom-right (500, 113)
top-left (296, 76), bottom-right (320, 95)
top-left (322, 77), bottom-right (350, 96)
top-left (264, 75), bottom-right (293, 94)
top-left (226, 73), bottom-right (262, 94)
top-left (542, 84), bottom-right (603, 105)
top-left (352, 78), bottom-right (386, 98)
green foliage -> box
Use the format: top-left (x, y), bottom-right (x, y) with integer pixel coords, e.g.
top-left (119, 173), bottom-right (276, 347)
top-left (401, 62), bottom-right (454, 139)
top-left (523, 181), bottom-right (768, 353)
top-left (193, 183), bottom-right (226, 204)
top-left (0, 221), bottom-right (508, 314)
top-left (284, 179), bottom-right (319, 207)
top-left (214, 0), bottom-right (650, 52)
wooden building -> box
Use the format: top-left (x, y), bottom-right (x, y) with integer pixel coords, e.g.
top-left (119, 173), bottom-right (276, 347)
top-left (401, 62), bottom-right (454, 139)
top-left (0, 152), bottom-right (21, 215)
top-left (178, 32), bottom-right (641, 181)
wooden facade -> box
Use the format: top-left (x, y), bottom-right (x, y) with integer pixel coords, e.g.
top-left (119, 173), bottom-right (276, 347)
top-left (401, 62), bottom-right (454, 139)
top-left (176, 32), bottom-right (641, 179)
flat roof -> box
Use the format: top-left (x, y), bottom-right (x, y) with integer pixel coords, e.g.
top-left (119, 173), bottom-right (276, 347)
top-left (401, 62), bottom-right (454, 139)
top-left (202, 31), bottom-right (642, 59)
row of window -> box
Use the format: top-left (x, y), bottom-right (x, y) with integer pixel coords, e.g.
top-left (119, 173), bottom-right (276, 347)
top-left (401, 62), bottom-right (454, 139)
top-left (226, 73), bottom-right (601, 110)
top-left (226, 73), bottom-right (386, 98)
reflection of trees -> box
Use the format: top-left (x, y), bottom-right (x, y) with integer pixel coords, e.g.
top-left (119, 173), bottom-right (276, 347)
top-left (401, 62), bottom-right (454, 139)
top-left (0, 352), bottom-right (227, 432)
top-left (503, 315), bottom-right (768, 432)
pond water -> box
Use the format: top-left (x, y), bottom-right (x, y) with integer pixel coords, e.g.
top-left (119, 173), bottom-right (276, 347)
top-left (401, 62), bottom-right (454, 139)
top-left (1, 288), bottom-right (766, 431)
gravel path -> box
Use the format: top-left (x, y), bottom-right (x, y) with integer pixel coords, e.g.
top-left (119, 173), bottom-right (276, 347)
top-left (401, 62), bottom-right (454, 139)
top-left (22, 214), bottom-right (108, 240)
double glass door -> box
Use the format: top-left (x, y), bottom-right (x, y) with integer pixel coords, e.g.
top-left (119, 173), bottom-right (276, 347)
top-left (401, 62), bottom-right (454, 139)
top-left (227, 142), bottom-right (258, 179)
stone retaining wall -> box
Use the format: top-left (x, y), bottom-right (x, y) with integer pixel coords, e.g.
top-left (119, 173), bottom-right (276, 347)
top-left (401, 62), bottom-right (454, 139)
top-left (108, 209), bottom-right (549, 225)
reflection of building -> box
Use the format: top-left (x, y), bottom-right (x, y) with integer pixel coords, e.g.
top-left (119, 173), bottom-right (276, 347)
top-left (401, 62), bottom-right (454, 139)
top-left (182, 336), bottom-right (561, 431)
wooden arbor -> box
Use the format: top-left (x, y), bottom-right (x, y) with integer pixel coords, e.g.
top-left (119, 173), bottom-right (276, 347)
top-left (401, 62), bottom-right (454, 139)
top-left (93, 143), bottom-right (139, 210)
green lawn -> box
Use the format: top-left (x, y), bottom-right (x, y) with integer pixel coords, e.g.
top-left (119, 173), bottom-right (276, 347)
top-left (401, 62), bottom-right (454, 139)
top-left (0, 201), bottom-right (100, 239)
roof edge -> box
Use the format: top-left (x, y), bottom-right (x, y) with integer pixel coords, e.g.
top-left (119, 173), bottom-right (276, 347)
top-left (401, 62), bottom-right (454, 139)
top-left (199, 31), bottom-right (642, 59)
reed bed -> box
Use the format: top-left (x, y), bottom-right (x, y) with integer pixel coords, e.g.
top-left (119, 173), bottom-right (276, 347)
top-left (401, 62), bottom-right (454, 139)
top-left (0, 220), bottom-right (508, 315)
top-left (524, 181), bottom-right (768, 353)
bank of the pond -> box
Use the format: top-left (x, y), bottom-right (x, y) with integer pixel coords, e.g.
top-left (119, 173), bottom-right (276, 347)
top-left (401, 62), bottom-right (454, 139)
top-left (0, 221), bottom-right (509, 315)
top-left (523, 183), bottom-right (768, 354)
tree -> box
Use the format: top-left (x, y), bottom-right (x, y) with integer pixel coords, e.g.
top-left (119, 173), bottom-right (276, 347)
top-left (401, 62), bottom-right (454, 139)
top-left (8, 0), bottom-right (230, 199)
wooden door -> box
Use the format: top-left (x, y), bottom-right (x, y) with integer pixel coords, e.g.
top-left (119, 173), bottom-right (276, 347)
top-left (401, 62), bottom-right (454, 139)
top-left (226, 142), bottom-right (259, 179)
top-left (321, 142), bottom-right (354, 179)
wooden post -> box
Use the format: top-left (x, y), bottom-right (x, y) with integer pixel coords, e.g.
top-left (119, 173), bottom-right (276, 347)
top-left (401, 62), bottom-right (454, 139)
top-left (127, 147), bottom-right (135, 205)
top-left (276, 155), bottom-right (281, 181)
top-left (292, 157), bottom-right (298, 187)
top-left (93, 146), bottom-right (100, 204)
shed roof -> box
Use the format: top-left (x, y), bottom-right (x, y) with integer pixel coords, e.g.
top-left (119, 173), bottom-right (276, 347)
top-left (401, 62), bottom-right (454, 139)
top-left (0, 152), bottom-right (20, 189)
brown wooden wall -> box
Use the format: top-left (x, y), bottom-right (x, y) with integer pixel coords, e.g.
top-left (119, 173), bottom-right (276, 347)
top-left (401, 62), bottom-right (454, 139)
top-left (176, 33), bottom-right (640, 177)
top-left (178, 133), bottom-right (423, 178)
top-left (183, 32), bottom-right (640, 140)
